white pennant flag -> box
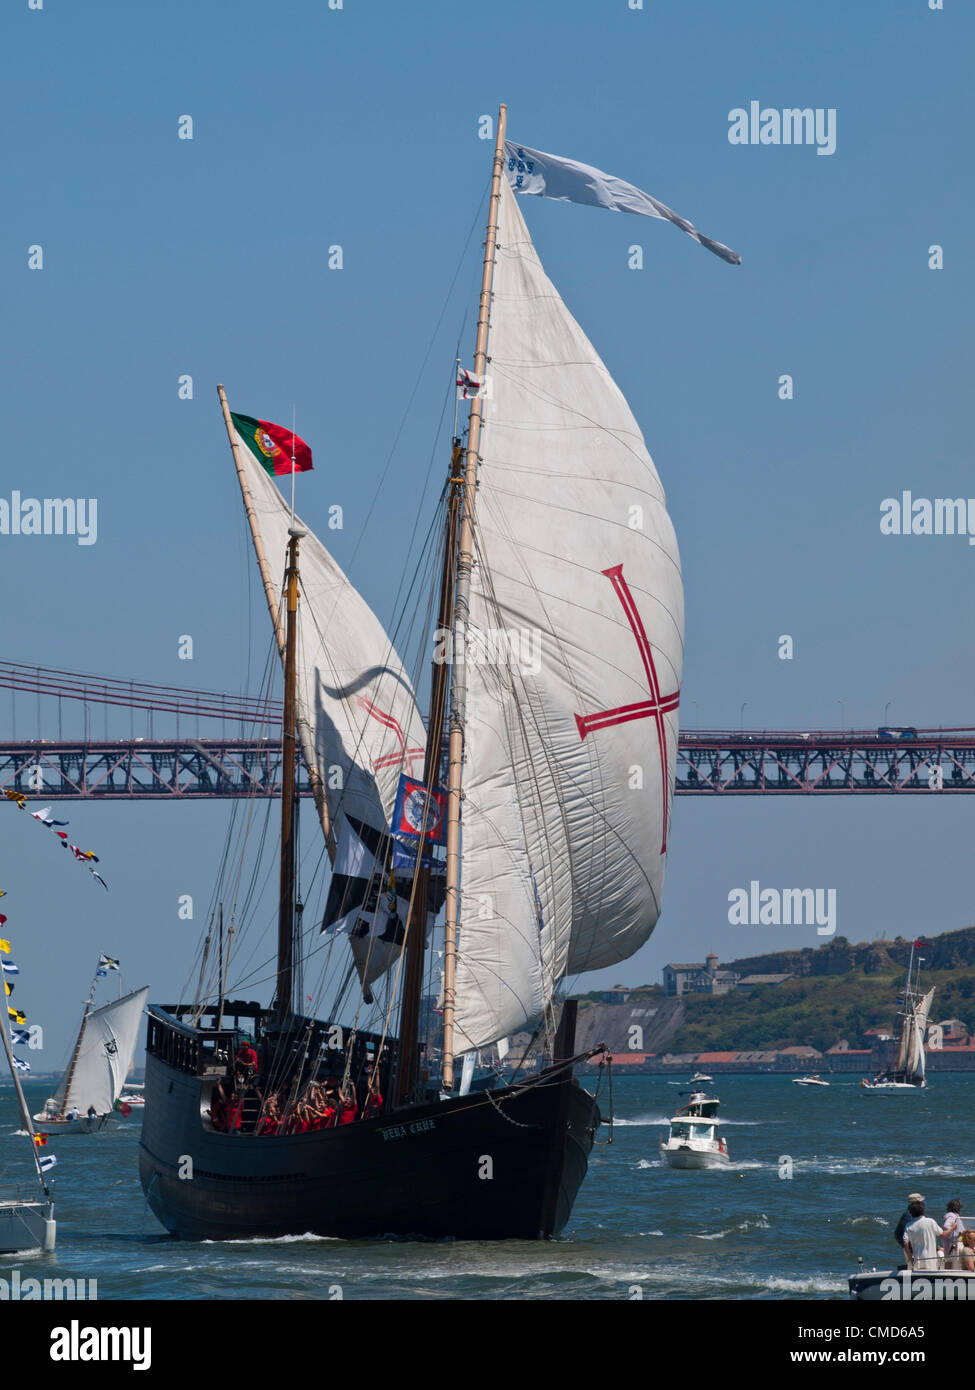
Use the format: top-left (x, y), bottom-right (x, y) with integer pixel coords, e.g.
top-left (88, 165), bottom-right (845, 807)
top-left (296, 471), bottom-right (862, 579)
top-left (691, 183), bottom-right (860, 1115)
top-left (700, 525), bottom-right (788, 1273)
top-left (504, 141), bottom-right (741, 265)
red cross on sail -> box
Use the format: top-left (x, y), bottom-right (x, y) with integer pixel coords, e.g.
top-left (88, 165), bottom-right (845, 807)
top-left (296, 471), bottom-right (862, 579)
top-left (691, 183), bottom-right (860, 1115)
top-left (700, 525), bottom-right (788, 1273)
top-left (357, 697), bottom-right (425, 774)
top-left (574, 565), bottom-right (680, 853)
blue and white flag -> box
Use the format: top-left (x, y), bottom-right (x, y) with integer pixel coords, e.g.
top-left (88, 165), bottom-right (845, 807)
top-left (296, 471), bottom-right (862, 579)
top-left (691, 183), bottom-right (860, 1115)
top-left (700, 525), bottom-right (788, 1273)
top-left (97, 954), bottom-right (120, 973)
top-left (1, 960), bottom-right (18, 975)
top-left (10, 1028), bottom-right (30, 1045)
top-left (39, 1153), bottom-right (57, 1172)
top-left (504, 141), bottom-right (741, 265)
top-left (12, 1056), bottom-right (30, 1072)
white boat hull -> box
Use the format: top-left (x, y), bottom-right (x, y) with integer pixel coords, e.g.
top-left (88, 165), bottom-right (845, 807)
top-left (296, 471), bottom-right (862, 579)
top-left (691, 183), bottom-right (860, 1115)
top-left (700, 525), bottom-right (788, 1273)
top-left (850, 1268), bottom-right (975, 1300)
top-left (861, 1081), bottom-right (926, 1092)
top-left (0, 1199), bottom-right (55, 1253)
top-left (660, 1142), bottom-right (730, 1171)
top-left (32, 1112), bottom-right (121, 1136)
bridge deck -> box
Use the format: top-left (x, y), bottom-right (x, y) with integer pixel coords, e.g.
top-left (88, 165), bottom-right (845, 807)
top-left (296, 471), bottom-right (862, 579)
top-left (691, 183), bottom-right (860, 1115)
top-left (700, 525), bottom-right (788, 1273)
top-left (2, 734), bottom-right (974, 798)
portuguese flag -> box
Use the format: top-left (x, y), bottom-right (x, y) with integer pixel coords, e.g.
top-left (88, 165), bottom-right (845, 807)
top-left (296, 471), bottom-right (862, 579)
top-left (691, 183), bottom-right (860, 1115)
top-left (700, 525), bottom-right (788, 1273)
top-left (231, 412), bottom-right (313, 477)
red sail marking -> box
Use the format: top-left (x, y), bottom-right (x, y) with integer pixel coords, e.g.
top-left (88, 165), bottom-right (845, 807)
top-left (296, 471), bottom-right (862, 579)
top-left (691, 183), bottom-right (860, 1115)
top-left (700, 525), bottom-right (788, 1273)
top-left (574, 564), bottom-right (679, 855)
top-left (357, 697), bottom-right (425, 773)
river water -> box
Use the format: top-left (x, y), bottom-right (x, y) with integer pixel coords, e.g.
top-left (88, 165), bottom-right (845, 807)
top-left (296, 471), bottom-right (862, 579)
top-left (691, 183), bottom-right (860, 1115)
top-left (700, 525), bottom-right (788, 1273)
top-left (2, 1074), bottom-right (971, 1300)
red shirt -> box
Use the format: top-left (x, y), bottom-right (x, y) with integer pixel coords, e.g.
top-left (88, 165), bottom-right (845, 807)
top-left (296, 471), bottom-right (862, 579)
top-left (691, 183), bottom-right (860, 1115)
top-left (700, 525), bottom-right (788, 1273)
top-left (339, 1102), bottom-right (357, 1126)
top-left (364, 1092), bottom-right (383, 1118)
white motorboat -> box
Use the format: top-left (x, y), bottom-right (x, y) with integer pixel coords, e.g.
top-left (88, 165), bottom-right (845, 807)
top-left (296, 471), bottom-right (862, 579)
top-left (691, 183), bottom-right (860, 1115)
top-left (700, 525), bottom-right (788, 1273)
top-left (660, 1092), bottom-right (729, 1169)
top-left (793, 1075), bottom-right (829, 1086)
top-left (33, 962), bottom-right (148, 1136)
top-left (849, 1265), bottom-right (975, 1300)
top-left (689, 1071), bottom-right (713, 1083)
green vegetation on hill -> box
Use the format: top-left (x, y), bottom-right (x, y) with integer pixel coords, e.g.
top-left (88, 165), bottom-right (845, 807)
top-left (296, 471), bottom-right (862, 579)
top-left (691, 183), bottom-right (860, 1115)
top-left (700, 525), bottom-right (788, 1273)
top-left (668, 965), bottom-right (975, 1054)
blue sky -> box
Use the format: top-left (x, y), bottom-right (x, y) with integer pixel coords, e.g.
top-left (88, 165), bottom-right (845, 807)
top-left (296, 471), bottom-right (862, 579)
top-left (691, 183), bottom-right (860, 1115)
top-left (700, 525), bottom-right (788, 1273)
top-left (2, 0), bottom-right (973, 1059)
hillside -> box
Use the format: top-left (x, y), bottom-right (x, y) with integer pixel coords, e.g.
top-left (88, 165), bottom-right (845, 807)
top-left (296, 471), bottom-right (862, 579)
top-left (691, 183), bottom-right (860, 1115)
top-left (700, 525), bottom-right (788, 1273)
top-left (574, 926), bottom-right (975, 1055)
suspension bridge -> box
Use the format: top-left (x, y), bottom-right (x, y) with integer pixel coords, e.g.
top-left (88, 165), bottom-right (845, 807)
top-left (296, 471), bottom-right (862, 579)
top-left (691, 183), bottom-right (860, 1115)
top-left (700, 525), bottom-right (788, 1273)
top-left (1, 660), bottom-right (973, 801)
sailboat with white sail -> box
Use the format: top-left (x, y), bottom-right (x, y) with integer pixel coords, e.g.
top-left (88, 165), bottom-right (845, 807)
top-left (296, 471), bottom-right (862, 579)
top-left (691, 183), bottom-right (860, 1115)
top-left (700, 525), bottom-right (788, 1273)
top-left (35, 960), bottom-right (148, 1135)
top-left (138, 105), bottom-right (738, 1240)
top-left (862, 941), bottom-right (934, 1092)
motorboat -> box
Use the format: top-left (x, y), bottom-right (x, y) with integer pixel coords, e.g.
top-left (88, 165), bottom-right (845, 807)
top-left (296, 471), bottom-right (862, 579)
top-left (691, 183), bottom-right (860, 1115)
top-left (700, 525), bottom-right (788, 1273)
top-left (849, 1264), bottom-right (975, 1301)
top-left (660, 1092), bottom-right (729, 1169)
top-left (793, 1075), bottom-right (829, 1086)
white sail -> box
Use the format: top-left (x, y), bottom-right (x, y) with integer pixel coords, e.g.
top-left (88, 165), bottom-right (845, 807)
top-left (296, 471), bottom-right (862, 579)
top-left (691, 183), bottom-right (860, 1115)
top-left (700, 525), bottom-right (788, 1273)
top-left (233, 431), bottom-right (427, 833)
top-left (908, 987), bottom-right (935, 1080)
top-left (57, 987), bottom-right (149, 1116)
top-left (452, 178), bottom-right (684, 1051)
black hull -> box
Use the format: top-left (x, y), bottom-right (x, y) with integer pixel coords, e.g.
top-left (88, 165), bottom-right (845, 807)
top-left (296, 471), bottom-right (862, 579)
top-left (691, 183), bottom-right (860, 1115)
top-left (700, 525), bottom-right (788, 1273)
top-left (139, 1049), bottom-right (600, 1241)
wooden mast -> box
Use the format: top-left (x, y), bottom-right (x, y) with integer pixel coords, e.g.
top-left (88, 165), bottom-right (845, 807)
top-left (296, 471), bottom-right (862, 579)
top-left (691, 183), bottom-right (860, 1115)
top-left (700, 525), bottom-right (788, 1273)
top-left (441, 102), bottom-right (507, 1091)
top-left (57, 966), bottom-right (98, 1118)
top-left (276, 529), bottom-right (303, 1024)
top-left (393, 441), bottom-right (463, 1106)
top-left (217, 384), bottom-right (335, 862)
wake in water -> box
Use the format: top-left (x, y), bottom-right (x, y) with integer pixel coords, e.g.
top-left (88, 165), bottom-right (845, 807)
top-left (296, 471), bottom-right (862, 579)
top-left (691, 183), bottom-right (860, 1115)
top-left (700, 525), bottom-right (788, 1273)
top-left (615, 1114), bottom-right (763, 1127)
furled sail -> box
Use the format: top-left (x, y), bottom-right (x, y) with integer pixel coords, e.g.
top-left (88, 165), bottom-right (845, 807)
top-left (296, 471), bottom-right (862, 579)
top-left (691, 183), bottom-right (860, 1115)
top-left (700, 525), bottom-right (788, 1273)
top-left (56, 986), bottom-right (149, 1116)
top-left (452, 177), bottom-right (684, 1051)
top-left (901, 986), bottom-right (935, 1079)
top-left (232, 426), bottom-right (427, 835)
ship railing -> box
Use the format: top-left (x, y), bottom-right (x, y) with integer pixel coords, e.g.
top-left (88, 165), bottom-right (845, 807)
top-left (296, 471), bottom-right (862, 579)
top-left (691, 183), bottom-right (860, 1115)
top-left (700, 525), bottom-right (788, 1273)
top-left (146, 1005), bottom-right (238, 1080)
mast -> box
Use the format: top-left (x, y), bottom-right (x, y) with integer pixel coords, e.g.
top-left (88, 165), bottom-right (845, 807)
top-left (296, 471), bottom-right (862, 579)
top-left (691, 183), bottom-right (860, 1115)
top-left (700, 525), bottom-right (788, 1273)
top-left (276, 529), bottom-right (304, 1025)
top-left (58, 966), bottom-right (98, 1117)
top-left (441, 102), bottom-right (508, 1090)
top-left (0, 998), bottom-right (49, 1195)
top-left (394, 439), bottom-right (464, 1106)
top-left (217, 384), bottom-right (335, 861)
top-left (216, 903), bottom-right (224, 1031)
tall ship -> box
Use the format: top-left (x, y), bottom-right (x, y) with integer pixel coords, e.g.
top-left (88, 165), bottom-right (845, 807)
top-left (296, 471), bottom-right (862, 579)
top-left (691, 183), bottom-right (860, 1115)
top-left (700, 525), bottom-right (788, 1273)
top-left (862, 940), bottom-right (935, 1092)
top-left (139, 107), bottom-right (735, 1240)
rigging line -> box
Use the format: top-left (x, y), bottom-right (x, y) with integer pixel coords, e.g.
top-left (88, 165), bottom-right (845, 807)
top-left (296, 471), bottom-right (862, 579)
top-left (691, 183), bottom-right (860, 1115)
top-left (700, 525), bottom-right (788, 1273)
top-left (190, 641), bottom-right (280, 1007)
top-left (335, 189), bottom-right (488, 598)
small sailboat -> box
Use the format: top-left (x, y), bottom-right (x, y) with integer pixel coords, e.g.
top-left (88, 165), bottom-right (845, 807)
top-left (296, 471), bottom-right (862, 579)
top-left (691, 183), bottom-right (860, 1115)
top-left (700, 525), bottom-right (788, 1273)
top-left (0, 974), bottom-right (55, 1253)
top-left (862, 942), bottom-right (934, 1092)
top-left (34, 962), bottom-right (148, 1135)
top-left (660, 1092), bottom-right (729, 1169)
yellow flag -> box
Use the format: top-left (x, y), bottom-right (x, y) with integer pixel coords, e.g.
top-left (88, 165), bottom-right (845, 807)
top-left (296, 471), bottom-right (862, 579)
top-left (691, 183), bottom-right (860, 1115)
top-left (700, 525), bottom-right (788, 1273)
top-left (0, 939), bottom-right (10, 954)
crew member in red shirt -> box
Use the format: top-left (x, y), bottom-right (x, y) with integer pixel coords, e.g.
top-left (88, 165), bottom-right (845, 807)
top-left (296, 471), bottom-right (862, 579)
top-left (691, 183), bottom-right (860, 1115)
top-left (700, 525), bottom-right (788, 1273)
top-left (339, 1085), bottom-right (358, 1125)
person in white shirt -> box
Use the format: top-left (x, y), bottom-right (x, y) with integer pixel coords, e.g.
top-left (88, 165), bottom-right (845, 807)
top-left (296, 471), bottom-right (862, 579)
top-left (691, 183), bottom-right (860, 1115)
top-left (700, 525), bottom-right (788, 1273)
top-left (903, 1200), bottom-right (944, 1271)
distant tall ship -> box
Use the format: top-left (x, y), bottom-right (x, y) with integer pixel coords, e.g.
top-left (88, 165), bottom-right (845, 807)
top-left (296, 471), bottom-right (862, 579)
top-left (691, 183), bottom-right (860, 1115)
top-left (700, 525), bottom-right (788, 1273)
top-left (138, 105), bottom-right (737, 1241)
top-left (862, 941), bottom-right (934, 1092)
